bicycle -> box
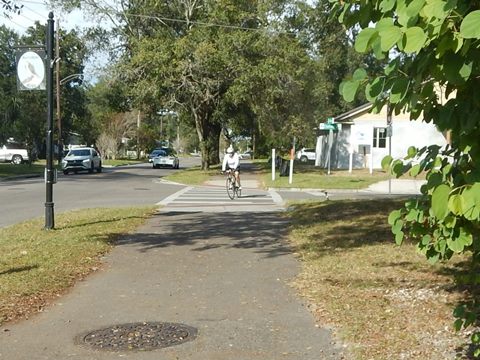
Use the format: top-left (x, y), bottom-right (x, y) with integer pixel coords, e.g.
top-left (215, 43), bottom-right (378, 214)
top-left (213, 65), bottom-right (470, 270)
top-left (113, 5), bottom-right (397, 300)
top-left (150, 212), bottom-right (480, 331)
top-left (223, 169), bottom-right (241, 200)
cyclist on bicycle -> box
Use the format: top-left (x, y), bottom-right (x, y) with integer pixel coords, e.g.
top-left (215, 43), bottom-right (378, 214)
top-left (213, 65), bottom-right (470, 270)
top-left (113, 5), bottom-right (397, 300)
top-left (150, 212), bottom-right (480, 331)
top-left (222, 145), bottom-right (241, 190)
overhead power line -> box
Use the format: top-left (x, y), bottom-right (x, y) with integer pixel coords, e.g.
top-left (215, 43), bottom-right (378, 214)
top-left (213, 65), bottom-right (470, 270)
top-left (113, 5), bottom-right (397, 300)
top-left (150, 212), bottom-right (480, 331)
top-left (125, 13), bottom-right (263, 32)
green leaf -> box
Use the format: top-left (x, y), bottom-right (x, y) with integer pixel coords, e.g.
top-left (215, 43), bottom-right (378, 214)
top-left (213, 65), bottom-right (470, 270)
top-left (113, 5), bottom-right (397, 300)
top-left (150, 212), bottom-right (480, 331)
top-left (407, 146), bottom-right (417, 158)
top-left (460, 10), bottom-right (480, 39)
top-left (395, 230), bottom-right (404, 245)
top-left (380, 0), bottom-right (396, 12)
top-left (366, 77), bottom-right (385, 102)
top-left (379, 25), bottom-right (403, 52)
top-left (454, 318), bottom-right (464, 332)
top-left (461, 187), bottom-right (479, 220)
top-left (392, 159), bottom-right (405, 176)
top-left (422, 0), bottom-right (449, 22)
top-left (448, 194), bottom-right (464, 215)
top-left (403, 27), bottom-right (427, 53)
top-left (355, 27), bottom-right (377, 53)
top-left (353, 68), bottom-right (367, 81)
top-left (392, 218), bottom-right (403, 233)
top-left (384, 58), bottom-right (399, 76)
top-left (410, 164), bottom-right (421, 177)
top-left (444, 215), bottom-right (456, 228)
top-left (421, 234), bottom-right (432, 246)
top-left (371, 35), bottom-right (386, 59)
top-left (406, 0), bottom-right (426, 18)
top-left (390, 77), bottom-right (409, 103)
top-left (447, 228), bottom-right (472, 253)
top-left (405, 209), bottom-right (419, 221)
top-left (427, 172), bottom-right (443, 189)
top-left (432, 184), bottom-right (450, 220)
top-left (388, 209), bottom-right (402, 225)
top-left (381, 154), bottom-right (393, 170)
top-left (340, 80), bottom-right (360, 102)
top-left (459, 62), bottom-right (473, 82)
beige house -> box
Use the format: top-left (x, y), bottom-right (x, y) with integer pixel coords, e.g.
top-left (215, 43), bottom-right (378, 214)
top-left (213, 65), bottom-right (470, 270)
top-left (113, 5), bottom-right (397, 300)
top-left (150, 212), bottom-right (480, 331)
top-left (315, 103), bottom-right (448, 171)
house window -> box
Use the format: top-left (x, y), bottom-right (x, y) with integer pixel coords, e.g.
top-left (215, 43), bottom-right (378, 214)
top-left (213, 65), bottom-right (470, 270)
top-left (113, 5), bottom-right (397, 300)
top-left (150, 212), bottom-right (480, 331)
top-left (373, 127), bottom-right (387, 148)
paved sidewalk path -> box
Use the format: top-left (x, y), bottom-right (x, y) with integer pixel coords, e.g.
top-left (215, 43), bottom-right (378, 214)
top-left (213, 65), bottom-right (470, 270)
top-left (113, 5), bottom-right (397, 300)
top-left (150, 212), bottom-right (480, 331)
top-left (0, 211), bottom-right (342, 360)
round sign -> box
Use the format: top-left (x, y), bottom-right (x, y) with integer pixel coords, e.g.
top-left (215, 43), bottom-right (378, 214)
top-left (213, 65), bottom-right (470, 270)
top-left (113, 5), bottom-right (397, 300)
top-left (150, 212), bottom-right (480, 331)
top-left (17, 51), bottom-right (45, 90)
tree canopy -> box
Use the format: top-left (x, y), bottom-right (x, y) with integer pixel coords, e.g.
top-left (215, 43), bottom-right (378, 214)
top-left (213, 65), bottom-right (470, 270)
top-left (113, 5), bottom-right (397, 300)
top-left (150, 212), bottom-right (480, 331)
top-left (50, 0), bottom-right (363, 167)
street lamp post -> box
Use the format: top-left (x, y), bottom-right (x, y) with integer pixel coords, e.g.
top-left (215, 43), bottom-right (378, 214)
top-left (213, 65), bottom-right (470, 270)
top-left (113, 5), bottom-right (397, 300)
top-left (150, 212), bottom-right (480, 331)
top-left (56, 73), bottom-right (83, 164)
top-left (45, 12), bottom-right (55, 229)
top-left (157, 109), bottom-right (178, 148)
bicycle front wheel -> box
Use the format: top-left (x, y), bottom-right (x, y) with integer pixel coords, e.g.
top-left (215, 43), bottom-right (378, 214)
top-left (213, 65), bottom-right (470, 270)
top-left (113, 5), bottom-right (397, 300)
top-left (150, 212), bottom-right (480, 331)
top-left (226, 176), bottom-right (235, 200)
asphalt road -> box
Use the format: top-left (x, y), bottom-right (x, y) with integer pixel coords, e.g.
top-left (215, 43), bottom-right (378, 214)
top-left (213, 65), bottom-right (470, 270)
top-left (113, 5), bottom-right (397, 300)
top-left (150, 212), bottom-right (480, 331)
top-left (0, 158), bottom-right (201, 228)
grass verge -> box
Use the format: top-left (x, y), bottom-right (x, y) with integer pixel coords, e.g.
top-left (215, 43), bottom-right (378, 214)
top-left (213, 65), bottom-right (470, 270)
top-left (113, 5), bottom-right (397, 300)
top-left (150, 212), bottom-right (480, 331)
top-left (102, 159), bottom-right (144, 166)
top-left (164, 165), bottom-right (221, 185)
top-left (264, 163), bottom-right (391, 189)
top-left (286, 199), bottom-right (469, 359)
top-left (0, 162), bottom-right (45, 178)
top-left (0, 206), bottom-right (155, 326)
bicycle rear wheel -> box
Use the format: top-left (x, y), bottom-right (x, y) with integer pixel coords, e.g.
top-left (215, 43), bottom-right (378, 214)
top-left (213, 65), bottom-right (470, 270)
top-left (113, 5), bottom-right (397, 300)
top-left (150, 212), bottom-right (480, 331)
top-left (226, 176), bottom-right (235, 200)
top-left (236, 186), bottom-right (241, 198)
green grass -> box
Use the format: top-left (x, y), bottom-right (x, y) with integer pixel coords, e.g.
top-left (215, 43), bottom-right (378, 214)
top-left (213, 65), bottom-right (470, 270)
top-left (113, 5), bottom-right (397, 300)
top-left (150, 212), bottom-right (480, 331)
top-left (102, 159), bottom-right (144, 166)
top-left (164, 164), bottom-right (221, 185)
top-left (0, 206), bottom-right (155, 325)
top-left (286, 199), bottom-right (468, 359)
top-left (0, 159), bottom-right (145, 179)
top-left (265, 165), bottom-right (391, 189)
top-left (0, 162), bottom-right (45, 178)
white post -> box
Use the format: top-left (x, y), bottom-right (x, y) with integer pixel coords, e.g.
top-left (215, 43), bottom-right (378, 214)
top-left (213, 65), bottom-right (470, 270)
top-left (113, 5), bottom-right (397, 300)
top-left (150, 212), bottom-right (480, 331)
top-left (369, 145), bottom-right (374, 174)
top-left (349, 151), bottom-right (353, 173)
top-left (271, 148), bottom-right (276, 181)
top-left (315, 136), bottom-right (322, 167)
top-left (289, 137), bottom-right (296, 184)
top-left (289, 156), bottom-right (294, 184)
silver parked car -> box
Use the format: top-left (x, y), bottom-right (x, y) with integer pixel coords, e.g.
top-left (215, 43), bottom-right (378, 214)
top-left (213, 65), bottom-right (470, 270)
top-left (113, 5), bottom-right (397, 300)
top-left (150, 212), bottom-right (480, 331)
top-left (152, 148), bottom-right (179, 169)
top-left (62, 147), bottom-right (102, 175)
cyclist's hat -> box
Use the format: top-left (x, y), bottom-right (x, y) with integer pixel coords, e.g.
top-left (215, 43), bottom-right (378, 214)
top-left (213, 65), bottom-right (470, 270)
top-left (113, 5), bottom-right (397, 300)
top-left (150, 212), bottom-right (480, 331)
top-left (226, 145), bottom-right (234, 154)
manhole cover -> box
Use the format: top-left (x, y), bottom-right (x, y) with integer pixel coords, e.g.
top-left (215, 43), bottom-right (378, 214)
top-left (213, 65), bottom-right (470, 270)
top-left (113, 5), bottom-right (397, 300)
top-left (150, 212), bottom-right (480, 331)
top-left (76, 322), bottom-right (197, 351)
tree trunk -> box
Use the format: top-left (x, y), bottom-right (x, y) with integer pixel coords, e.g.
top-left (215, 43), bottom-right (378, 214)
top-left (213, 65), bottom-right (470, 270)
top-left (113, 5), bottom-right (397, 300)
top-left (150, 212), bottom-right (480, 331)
top-left (193, 110), bottom-right (221, 170)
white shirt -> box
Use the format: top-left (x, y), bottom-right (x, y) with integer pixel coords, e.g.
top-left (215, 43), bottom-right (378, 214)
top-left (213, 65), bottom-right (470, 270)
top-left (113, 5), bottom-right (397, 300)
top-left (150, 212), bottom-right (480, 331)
top-left (222, 152), bottom-right (240, 171)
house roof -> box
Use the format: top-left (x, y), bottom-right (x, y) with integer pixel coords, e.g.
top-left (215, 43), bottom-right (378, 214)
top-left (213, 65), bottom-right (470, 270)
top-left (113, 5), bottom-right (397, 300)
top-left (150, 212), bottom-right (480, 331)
top-left (333, 103), bottom-right (373, 123)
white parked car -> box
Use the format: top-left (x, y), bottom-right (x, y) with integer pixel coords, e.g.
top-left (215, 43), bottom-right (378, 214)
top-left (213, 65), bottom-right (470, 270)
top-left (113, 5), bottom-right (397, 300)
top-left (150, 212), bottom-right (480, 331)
top-left (62, 147), bottom-right (102, 174)
top-left (296, 148), bottom-right (316, 163)
top-left (239, 150), bottom-right (253, 160)
top-left (0, 143), bottom-right (29, 164)
top-left (152, 148), bottom-right (179, 169)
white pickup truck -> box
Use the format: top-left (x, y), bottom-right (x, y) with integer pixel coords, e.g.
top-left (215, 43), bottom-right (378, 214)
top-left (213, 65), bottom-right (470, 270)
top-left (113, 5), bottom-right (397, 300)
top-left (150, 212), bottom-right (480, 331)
top-left (0, 144), bottom-right (29, 164)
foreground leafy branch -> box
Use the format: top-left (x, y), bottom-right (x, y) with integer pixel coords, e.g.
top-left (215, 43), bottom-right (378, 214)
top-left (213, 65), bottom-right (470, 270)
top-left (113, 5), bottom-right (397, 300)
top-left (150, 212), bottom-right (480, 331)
top-left (333, 0), bottom-right (480, 355)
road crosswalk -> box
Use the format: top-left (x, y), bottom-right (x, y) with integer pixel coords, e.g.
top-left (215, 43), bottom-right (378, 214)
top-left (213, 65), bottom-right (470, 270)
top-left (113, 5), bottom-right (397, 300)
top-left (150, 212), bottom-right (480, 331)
top-left (157, 185), bottom-right (284, 213)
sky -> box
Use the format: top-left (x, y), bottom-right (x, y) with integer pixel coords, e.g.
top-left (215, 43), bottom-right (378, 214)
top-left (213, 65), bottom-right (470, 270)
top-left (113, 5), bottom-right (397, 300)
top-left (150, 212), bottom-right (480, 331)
top-left (0, 0), bottom-right (90, 35)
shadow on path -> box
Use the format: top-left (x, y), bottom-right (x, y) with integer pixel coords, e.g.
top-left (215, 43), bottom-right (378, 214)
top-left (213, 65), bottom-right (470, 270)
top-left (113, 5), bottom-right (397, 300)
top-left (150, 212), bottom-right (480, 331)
top-left (117, 211), bottom-right (292, 259)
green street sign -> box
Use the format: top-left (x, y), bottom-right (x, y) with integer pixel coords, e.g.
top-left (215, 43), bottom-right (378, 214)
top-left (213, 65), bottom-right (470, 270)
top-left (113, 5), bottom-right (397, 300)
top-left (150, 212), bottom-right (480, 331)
top-left (327, 117), bottom-right (334, 124)
top-left (319, 123), bottom-right (340, 131)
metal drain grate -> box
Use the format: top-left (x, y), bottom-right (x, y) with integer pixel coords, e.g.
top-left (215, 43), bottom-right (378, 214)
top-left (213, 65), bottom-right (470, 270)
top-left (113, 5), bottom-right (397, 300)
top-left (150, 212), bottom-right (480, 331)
top-left (76, 322), bottom-right (197, 351)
